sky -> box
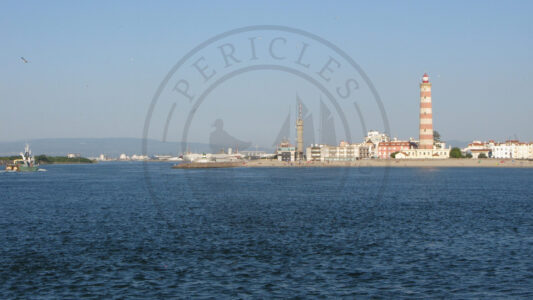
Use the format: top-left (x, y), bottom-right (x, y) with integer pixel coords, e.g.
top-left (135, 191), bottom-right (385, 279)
top-left (1, 1), bottom-right (532, 146)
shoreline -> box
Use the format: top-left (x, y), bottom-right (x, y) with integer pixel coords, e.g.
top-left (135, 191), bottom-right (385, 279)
top-left (243, 159), bottom-right (533, 168)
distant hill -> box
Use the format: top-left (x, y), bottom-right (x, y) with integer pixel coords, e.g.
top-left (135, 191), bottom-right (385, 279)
top-left (0, 138), bottom-right (213, 157)
top-left (1, 137), bottom-right (467, 157)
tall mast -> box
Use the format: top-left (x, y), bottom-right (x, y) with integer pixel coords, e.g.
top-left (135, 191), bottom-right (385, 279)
top-left (296, 103), bottom-right (304, 160)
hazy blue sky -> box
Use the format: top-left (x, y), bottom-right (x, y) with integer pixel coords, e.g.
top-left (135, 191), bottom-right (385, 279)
top-left (1, 1), bottom-right (532, 146)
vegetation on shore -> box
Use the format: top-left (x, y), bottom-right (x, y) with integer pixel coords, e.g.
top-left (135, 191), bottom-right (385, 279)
top-left (0, 155), bottom-right (94, 164)
top-left (35, 155), bottom-right (94, 164)
top-left (0, 156), bottom-right (20, 163)
top-left (450, 147), bottom-right (472, 158)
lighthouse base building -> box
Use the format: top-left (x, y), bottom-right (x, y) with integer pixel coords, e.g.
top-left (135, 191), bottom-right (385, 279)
top-left (396, 146), bottom-right (450, 159)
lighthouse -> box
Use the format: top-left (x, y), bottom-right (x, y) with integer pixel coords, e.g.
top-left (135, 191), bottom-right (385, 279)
top-left (419, 73), bottom-right (433, 149)
top-left (398, 73), bottom-right (450, 159)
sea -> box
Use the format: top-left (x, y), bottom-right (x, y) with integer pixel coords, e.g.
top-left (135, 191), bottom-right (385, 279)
top-left (1, 162), bottom-right (532, 298)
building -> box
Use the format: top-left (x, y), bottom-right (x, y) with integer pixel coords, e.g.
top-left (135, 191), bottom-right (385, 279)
top-left (463, 140), bottom-right (533, 159)
top-left (492, 140), bottom-right (532, 159)
top-left (365, 130), bottom-right (389, 145)
top-left (359, 144), bottom-right (371, 159)
top-left (131, 154), bottom-right (149, 160)
top-left (463, 141), bottom-right (494, 158)
top-left (396, 148), bottom-right (450, 159)
top-left (67, 153), bottom-right (81, 158)
top-left (377, 140), bottom-right (411, 159)
top-left (277, 139), bottom-right (296, 162)
top-left (306, 145), bottom-right (322, 162)
top-left (305, 141), bottom-right (360, 162)
top-left (363, 131), bottom-right (389, 158)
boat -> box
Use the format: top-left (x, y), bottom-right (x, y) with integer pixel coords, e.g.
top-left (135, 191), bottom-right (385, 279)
top-left (5, 144), bottom-right (39, 172)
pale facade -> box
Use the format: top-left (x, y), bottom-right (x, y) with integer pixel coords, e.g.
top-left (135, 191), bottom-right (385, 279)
top-left (277, 140), bottom-right (296, 162)
top-left (396, 148), bottom-right (450, 159)
top-left (463, 140), bottom-right (533, 159)
top-left (463, 141), bottom-right (494, 159)
top-left (305, 141), bottom-right (360, 162)
top-left (377, 140), bottom-right (411, 159)
top-left (131, 154), bottom-right (149, 161)
top-left (366, 130), bottom-right (390, 145)
top-left (492, 141), bottom-right (532, 159)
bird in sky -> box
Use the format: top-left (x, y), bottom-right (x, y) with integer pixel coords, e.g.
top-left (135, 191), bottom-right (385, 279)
top-left (20, 57), bottom-right (29, 63)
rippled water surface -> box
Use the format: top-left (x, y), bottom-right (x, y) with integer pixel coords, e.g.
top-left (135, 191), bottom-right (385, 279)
top-left (1, 162), bottom-right (533, 298)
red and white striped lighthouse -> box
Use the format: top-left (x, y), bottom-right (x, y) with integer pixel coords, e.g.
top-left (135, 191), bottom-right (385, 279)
top-left (419, 73), bottom-right (433, 149)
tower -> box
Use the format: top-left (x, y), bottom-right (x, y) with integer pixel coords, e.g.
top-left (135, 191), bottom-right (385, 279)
top-left (419, 73), bottom-right (433, 149)
top-left (296, 103), bottom-right (304, 160)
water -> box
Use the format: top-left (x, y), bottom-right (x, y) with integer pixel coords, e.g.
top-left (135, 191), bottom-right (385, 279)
top-left (1, 162), bottom-right (532, 298)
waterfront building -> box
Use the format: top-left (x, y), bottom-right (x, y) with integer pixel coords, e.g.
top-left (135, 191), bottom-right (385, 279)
top-left (359, 144), bottom-right (371, 159)
top-left (305, 141), bottom-right (360, 162)
top-left (363, 131), bottom-right (389, 158)
top-left (277, 139), bottom-right (296, 162)
top-left (464, 140), bottom-right (533, 159)
top-left (492, 140), bottom-right (532, 159)
top-left (131, 154), bottom-right (149, 161)
top-left (306, 145), bottom-right (322, 162)
top-left (67, 153), bottom-right (81, 158)
top-left (365, 130), bottom-right (390, 145)
top-left (463, 141), bottom-right (494, 158)
top-left (377, 140), bottom-right (411, 159)
top-left (396, 148), bottom-right (451, 159)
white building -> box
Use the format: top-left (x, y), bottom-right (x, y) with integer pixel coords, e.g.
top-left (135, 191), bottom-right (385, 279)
top-left (363, 131), bottom-right (389, 158)
top-left (67, 153), bottom-right (81, 158)
top-left (306, 141), bottom-right (360, 162)
top-left (463, 141), bottom-right (494, 158)
top-left (395, 148), bottom-right (450, 159)
top-left (365, 130), bottom-right (389, 145)
top-left (462, 140), bottom-right (533, 159)
top-left (492, 140), bottom-right (532, 159)
top-left (131, 154), bottom-right (149, 161)
top-left (277, 140), bottom-right (296, 162)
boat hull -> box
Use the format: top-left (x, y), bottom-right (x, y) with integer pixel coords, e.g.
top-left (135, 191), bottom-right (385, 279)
top-left (18, 165), bottom-right (39, 172)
